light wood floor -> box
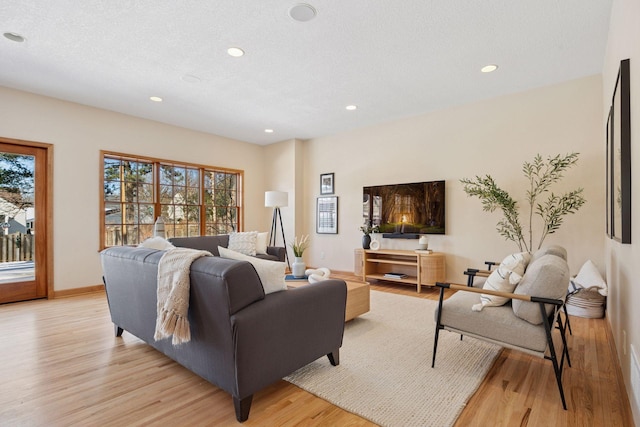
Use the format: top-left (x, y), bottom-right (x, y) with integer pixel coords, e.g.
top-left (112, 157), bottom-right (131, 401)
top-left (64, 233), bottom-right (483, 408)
top-left (0, 278), bottom-right (634, 426)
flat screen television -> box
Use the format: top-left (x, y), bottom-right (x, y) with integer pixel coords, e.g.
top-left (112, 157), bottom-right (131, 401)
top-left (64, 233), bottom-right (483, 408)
top-left (363, 180), bottom-right (445, 237)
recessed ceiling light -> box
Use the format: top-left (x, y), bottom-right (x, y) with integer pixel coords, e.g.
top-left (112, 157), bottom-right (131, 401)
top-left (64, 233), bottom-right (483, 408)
top-left (289, 3), bottom-right (317, 22)
top-left (346, 105), bottom-right (357, 111)
top-left (227, 47), bottom-right (244, 57)
top-left (481, 64), bottom-right (498, 73)
top-left (3, 32), bottom-right (26, 43)
top-left (149, 96), bottom-right (163, 102)
top-left (264, 129), bottom-right (274, 133)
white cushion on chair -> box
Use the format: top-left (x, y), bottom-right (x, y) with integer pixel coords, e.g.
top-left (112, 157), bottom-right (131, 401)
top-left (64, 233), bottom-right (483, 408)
top-left (512, 254), bottom-right (571, 324)
top-left (500, 251), bottom-right (531, 276)
top-left (472, 267), bottom-right (521, 311)
top-left (472, 252), bottom-right (530, 311)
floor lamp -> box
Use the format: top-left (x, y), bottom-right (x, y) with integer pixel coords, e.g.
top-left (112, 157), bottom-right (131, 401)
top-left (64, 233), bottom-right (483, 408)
top-left (265, 191), bottom-right (290, 269)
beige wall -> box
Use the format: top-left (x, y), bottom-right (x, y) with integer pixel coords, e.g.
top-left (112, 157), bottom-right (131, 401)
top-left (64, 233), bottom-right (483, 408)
top-left (302, 75), bottom-right (604, 283)
top-left (262, 138), bottom-right (306, 263)
top-left (0, 86), bottom-right (266, 291)
top-left (603, 0), bottom-right (640, 422)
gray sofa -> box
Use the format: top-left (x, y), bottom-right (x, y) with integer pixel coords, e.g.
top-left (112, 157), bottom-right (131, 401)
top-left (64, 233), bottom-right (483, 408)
top-left (169, 235), bottom-right (286, 262)
top-left (101, 245), bottom-right (347, 422)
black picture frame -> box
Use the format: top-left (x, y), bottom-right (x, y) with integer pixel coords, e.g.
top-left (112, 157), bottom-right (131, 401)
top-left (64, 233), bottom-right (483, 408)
top-left (320, 173), bottom-right (334, 195)
top-left (610, 59), bottom-right (632, 244)
top-left (316, 196), bottom-right (338, 234)
top-left (606, 109), bottom-right (612, 238)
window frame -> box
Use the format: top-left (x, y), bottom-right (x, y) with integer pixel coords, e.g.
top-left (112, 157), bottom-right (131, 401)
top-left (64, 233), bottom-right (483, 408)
top-left (100, 150), bottom-right (244, 249)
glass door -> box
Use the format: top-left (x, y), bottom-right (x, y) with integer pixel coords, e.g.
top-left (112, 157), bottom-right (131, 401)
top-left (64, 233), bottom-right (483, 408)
top-left (0, 141), bottom-right (48, 303)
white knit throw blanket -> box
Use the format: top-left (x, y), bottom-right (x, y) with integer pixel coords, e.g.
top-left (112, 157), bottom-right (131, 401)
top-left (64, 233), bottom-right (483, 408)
top-left (154, 247), bottom-right (211, 345)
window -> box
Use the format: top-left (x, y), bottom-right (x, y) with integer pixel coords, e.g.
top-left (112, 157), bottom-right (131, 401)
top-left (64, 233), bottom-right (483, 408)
top-left (101, 152), bottom-right (243, 248)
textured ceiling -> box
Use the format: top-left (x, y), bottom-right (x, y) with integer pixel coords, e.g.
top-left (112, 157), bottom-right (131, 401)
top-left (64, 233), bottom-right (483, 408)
top-left (0, 1), bottom-right (612, 145)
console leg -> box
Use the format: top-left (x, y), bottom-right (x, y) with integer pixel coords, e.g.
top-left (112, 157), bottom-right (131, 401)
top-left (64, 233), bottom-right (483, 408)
top-left (115, 325), bottom-right (123, 337)
top-left (233, 395), bottom-right (253, 422)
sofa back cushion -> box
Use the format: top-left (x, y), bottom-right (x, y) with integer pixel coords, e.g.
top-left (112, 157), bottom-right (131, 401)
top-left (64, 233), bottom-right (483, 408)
top-left (169, 235), bottom-right (229, 256)
top-left (512, 254), bottom-right (570, 324)
top-left (228, 231), bottom-right (258, 256)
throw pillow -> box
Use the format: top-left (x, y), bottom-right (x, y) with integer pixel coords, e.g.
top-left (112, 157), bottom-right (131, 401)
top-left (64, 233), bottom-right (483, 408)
top-left (228, 231), bottom-right (258, 256)
top-left (255, 231), bottom-right (269, 255)
top-left (138, 236), bottom-right (176, 251)
top-left (512, 254), bottom-right (570, 325)
top-left (499, 251), bottom-right (531, 277)
top-left (471, 265), bottom-right (522, 311)
top-left (218, 246), bottom-right (287, 294)
top-left (573, 260), bottom-right (607, 296)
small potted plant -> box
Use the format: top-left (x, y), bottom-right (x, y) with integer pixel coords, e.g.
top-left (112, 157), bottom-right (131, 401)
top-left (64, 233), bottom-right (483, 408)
top-left (359, 222), bottom-right (379, 249)
top-left (290, 235), bottom-right (310, 278)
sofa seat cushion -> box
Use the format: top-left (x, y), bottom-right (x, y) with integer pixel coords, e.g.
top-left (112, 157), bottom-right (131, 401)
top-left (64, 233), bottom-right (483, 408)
top-left (436, 290), bottom-right (548, 353)
top-left (512, 254), bottom-right (570, 325)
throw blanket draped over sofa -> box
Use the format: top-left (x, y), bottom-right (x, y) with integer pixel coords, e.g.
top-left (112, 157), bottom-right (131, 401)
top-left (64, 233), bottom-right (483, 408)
top-left (101, 244), bottom-right (347, 422)
top-left (154, 248), bottom-right (211, 345)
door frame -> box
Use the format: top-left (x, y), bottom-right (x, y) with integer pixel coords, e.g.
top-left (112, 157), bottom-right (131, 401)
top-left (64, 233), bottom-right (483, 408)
top-left (0, 136), bottom-right (53, 300)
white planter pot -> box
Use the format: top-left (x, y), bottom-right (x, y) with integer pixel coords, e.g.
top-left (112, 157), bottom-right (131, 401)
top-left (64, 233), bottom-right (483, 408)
top-left (292, 256), bottom-right (306, 278)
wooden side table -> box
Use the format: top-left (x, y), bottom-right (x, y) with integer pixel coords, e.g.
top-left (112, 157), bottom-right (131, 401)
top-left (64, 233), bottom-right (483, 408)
top-left (287, 279), bottom-right (370, 321)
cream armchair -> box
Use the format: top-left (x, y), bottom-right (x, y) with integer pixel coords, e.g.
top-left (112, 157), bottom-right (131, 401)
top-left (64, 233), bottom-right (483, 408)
top-left (431, 246), bottom-right (572, 409)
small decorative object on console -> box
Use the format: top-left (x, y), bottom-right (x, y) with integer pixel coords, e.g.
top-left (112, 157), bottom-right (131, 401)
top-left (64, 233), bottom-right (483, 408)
top-left (418, 235), bottom-right (428, 250)
top-left (369, 238), bottom-right (380, 250)
top-left (306, 267), bottom-right (331, 283)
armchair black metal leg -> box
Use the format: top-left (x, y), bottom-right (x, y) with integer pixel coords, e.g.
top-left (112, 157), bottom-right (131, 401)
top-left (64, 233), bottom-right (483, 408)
top-left (432, 327), bottom-right (441, 368)
top-left (563, 305), bottom-right (573, 335)
top-left (115, 325), bottom-right (123, 337)
top-left (541, 304), bottom-right (567, 410)
top-left (556, 313), bottom-right (571, 368)
top-left (432, 287), bottom-right (446, 368)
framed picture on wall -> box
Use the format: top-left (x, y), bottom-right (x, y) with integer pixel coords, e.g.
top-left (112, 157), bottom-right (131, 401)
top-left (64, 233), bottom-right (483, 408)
top-left (606, 109), bottom-right (612, 238)
top-left (317, 196), bottom-right (338, 234)
top-left (609, 58), bottom-right (631, 244)
top-left (320, 173), bottom-right (334, 195)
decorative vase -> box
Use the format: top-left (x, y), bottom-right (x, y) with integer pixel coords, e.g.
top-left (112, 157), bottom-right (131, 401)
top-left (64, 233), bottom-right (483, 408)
top-left (362, 234), bottom-right (371, 249)
top-left (292, 256), bottom-right (306, 278)
top-left (418, 235), bottom-right (429, 250)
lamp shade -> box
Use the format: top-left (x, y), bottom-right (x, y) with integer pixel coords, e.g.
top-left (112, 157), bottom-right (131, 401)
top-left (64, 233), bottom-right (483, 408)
top-left (265, 191), bottom-right (288, 208)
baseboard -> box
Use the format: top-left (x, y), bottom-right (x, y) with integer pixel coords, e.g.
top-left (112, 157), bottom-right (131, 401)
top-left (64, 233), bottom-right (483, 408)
top-left (604, 313), bottom-right (636, 423)
top-left (53, 284), bottom-right (105, 299)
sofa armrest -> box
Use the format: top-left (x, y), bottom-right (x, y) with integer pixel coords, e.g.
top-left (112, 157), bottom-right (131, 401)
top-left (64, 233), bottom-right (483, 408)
top-left (230, 279), bottom-right (347, 398)
top-left (266, 246), bottom-right (286, 262)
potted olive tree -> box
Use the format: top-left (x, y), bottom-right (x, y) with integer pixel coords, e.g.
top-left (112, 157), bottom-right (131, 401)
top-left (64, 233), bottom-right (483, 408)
top-left (460, 153), bottom-right (586, 252)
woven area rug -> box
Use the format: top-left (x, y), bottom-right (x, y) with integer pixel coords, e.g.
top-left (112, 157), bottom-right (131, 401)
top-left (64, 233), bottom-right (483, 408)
top-left (284, 290), bottom-right (501, 427)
